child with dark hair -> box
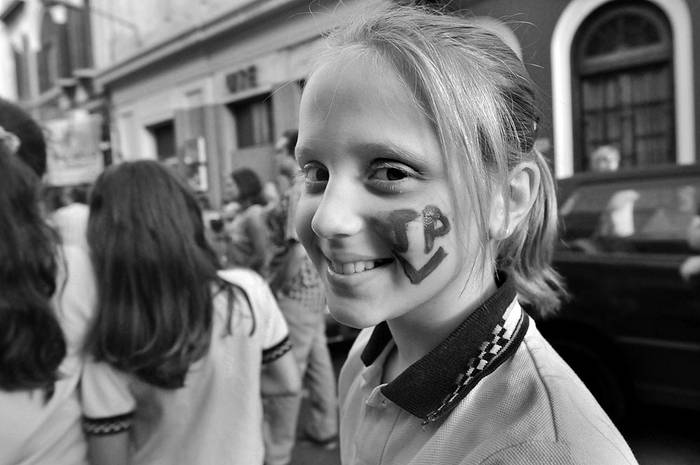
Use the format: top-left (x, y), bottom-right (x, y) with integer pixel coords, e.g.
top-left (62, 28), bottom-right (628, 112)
top-left (226, 167), bottom-right (274, 274)
top-left (0, 141), bottom-right (63, 395)
top-left (0, 98), bottom-right (48, 177)
top-left (0, 100), bottom-right (94, 465)
top-left (231, 167), bottom-right (268, 208)
top-left (81, 160), bottom-right (299, 465)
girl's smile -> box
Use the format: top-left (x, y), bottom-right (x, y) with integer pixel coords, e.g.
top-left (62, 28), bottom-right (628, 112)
top-left (326, 257), bottom-right (393, 276)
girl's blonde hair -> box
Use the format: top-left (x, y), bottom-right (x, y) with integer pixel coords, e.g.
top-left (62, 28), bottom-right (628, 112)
top-left (317, 3), bottom-right (566, 315)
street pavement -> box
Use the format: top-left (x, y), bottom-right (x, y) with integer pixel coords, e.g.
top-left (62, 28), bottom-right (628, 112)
top-left (290, 438), bottom-right (340, 465)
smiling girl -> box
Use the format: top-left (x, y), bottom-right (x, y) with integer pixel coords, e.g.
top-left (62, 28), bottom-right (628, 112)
top-left (294, 4), bottom-right (637, 465)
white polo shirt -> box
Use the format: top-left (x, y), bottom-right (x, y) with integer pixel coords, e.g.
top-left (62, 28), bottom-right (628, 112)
top-left (339, 275), bottom-right (638, 465)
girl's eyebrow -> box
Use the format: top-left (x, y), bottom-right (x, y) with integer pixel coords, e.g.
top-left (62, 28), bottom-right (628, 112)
top-left (349, 142), bottom-right (424, 165)
top-left (296, 142), bottom-right (425, 166)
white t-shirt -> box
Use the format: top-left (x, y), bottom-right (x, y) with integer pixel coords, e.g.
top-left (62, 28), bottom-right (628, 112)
top-left (81, 269), bottom-right (290, 465)
top-left (49, 203), bottom-right (89, 251)
top-left (0, 246), bottom-right (95, 465)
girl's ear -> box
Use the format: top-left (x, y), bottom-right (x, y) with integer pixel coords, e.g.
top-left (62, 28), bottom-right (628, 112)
top-left (488, 161), bottom-right (541, 240)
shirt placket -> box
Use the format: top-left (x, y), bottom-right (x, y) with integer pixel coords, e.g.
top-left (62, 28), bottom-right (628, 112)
top-left (353, 385), bottom-right (401, 465)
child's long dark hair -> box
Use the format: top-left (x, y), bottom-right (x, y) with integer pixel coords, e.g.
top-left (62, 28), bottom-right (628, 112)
top-left (0, 98), bottom-right (48, 177)
top-left (0, 143), bottom-right (65, 395)
top-left (86, 160), bottom-right (219, 389)
top-left (231, 167), bottom-right (267, 208)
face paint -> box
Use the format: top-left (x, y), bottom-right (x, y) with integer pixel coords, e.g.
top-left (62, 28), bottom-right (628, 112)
top-left (373, 205), bottom-right (451, 284)
top-left (395, 247), bottom-right (447, 284)
top-left (387, 209), bottom-right (421, 253)
top-left (422, 205), bottom-right (451, 253)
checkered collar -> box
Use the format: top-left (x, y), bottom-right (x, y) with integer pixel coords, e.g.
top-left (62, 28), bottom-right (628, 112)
top-left (359, 272), bottom-right (529, 423)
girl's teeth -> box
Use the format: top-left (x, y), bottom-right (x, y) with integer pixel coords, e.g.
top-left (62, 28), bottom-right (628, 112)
top-left (334, 260), bottom-right (379, 275)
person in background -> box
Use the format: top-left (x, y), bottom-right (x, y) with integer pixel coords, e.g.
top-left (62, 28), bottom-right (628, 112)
top-left (274, 129), bottom-right (302, 195)
top-left (81, 160), bottom-right (300, 465)
top-left (263, 130), bottom-right (339, 465)
top-left (294, 4), bottom-right (638, 464)
top-left (197, 191), bottom-right (229, 268)
top-left (263, 180), bottom-right (282, 206)
top-left (680, 186), bottom-right (700, 281)
top-left (226, 167), bottom-right (274, 275)
top-left (0, 98), bottom-right (94, 465)
top-left (589, 144), bottom-right (621, 172)
top-left (49, 185), bottom-right (90, 251)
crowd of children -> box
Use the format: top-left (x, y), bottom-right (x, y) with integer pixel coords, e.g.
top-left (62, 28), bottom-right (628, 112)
top-left (1, 2), bottom-right (641, 465)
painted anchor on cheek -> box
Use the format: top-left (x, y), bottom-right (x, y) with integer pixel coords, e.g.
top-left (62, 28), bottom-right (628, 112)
top-left (376, 205), bottom-right (451, 284)
top-left (422, 205), bottom-right (451, 254)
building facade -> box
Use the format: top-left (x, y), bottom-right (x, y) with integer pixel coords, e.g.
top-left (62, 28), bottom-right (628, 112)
top-left (1, 0), bottom-right (698, 197)
top-left (93, 0), bottom-right (367, 207)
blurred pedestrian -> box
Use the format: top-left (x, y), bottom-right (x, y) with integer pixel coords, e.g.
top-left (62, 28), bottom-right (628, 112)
top-left (294, 4), bottom-right (638, 464)
top-left (274, 129), bottom-right (301, 195)
top-left (680, 186), bottom-right (700, 281)
top-left (0, 98), bottom-right (94, 465)
top-left (263, 130), bottom-right (339, 465)
top-left (81, 160), bottom-right (300, 465)
top-left (226, 167), bottom-right (273, 274)
top-left (49, 185), bottom-right (90, 251)
top-left (589, 144), bottom-right (620, 172)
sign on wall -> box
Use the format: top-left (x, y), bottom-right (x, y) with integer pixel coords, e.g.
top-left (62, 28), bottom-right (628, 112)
top-left (225, 65), bottom-right (257, 94)
top-left (44, 109), bottom-right (104, 186)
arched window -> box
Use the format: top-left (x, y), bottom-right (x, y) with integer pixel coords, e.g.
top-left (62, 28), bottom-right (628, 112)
top-left (572, 1), bottom-right (674, 171)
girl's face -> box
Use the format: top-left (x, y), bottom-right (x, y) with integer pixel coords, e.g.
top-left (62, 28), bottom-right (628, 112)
top-left (296, 54), bottom-right (490, 330)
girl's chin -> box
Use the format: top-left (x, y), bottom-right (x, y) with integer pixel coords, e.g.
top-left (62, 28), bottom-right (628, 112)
top-left (327, 304), bottom-right (383, 330)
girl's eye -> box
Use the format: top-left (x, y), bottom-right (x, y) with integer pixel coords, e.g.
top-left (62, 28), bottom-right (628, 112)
top-left (302, 162), bottom-right (329, 192)
top-left (369, 162), bottom-right (417, 193)
top-left (374, 166), bottom-right (408, 181)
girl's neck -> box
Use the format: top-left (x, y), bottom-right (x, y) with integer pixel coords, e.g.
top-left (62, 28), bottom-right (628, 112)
top-left (383, 272), bottom-right (498, 383)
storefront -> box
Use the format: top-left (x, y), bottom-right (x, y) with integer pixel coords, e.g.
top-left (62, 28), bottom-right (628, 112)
top-left (96, 0), bottom-right (364, 208)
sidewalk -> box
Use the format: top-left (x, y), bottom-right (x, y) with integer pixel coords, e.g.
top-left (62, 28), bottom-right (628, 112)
top-left (290, 437), bottom-right (340, 465)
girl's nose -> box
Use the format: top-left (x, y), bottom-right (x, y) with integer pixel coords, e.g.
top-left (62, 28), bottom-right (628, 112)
top-left (311, 180), bottom-right (364, 239)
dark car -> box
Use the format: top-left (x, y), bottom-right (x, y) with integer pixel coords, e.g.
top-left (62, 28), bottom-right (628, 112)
top-left (536, 164), bottom-right (700, 421)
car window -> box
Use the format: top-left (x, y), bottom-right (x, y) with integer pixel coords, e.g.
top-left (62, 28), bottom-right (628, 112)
top-left (559, 177), bottom-right (700, 254)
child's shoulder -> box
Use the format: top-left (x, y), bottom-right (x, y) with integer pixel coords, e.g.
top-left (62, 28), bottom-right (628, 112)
top-left (479, 322), bottom-right (638, 463)
top-left (215, 268), bottom-right (278, 322)
top-left (217, 268), bottom-right (268, 290)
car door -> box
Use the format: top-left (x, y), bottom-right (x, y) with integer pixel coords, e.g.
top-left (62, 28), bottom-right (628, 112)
top-left (551, 172), bottom-right (700, 413)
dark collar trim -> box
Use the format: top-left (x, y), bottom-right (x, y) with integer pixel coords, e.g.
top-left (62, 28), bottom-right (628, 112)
top-left (423, 309), bottom-right (529, 423)
top-left (360, 273), bottom-right (528, 422)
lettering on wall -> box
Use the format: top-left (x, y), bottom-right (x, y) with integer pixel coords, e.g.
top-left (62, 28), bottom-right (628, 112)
top-left (225, 66), bottom-right (257, 94)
